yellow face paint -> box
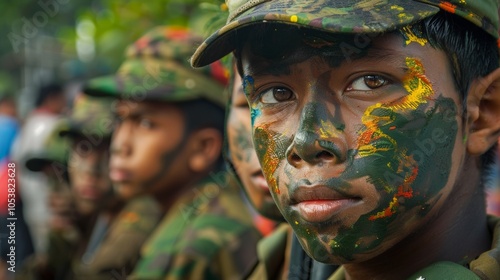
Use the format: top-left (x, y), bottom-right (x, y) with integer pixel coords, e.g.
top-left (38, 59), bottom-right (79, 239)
top-left (357, 57), bottom-right (434, 220)
top-left (402, 26), bottom-right (428, 46)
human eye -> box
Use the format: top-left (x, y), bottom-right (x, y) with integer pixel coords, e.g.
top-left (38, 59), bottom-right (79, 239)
top-left (138, 118), bottom-right (154, 129)
top-left (112, 114), bottom-right (124, 129)
top-left (259, 87), bottom-right (295, 104)
top-left (346, 75), bottom-right (389, 91)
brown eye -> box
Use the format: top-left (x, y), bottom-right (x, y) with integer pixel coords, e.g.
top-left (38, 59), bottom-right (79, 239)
top-left (347, 75), bottom-right (389, 91)
top-left (261, 87), bottom-right (295, 104)
top-left (364, 75), bottom-right (386, 89)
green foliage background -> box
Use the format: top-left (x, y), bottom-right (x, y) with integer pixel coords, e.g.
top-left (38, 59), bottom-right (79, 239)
top-left (0, 0), bottom-right (227, 114)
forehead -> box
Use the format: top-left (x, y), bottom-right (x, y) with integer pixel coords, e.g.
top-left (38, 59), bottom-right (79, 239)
top-left (237, 24), bottom-right (431, 73)
top-left (115, 100), bottom-right (180, 114)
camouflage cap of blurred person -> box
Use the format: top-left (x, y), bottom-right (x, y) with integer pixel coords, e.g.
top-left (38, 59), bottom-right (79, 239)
top-left (58, 93), bottom-right (115, 142)
top-left (191, 0), bottom-right (499, 67)
top-left (84, 26), bottom-right (229, 107)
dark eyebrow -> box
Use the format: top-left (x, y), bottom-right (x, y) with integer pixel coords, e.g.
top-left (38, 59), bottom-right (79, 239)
top-left (244, 45), bottom-right (408, 79)
top-left (353, 46), bottom-right (408, 67)
top-left (115, 103), bottom-right (159, 119)
top-left (243, 55), bottom-right (293, 78)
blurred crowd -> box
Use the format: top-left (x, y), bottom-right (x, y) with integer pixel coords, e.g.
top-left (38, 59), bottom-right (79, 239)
top-left (0, 24), bottom-right (282, 280)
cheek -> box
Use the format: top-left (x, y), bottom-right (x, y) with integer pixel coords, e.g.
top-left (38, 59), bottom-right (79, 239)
top-left (253, 124), bottom-right (293, 195)
top-left (354, 97), bottom-right (459, 222)
top-left (228, 110), bottom-right (255, 165)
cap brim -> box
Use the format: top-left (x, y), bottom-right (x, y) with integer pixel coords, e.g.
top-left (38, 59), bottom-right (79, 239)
top-left (84, 59), bottom-right (227, 107)
top-left (191, 0), bottom-right (439, 67)
top-left (25, 157), bottom-right (53, 172)
top-left (84, 75), bottom-right (121, 98)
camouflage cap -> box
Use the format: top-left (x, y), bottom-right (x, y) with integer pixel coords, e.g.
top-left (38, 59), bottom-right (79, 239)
top-left (84, 26), bottom-right (229, 108)
top-left (191, 0), bottom-right (500, 67)
top-left (59, 94), bottom-right (114, 140)
top-left (25, 120), bottom-right (71, 172)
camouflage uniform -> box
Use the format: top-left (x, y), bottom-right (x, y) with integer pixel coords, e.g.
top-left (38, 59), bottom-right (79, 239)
top-left (85, 26), bottom-right (260, 279)
top-left (191, 0), bottom-right (500, 279)
top-left (129, 176), bottom-right (259, 280)
top-left (74, 195), bottom-right (162, 280)
top-left (328, 216), bottom-right (500, 280)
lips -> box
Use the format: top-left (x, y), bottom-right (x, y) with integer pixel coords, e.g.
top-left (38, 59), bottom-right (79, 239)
top-left (109, 167), bottom-right (132, 182)
top-left (291, 185), bottom-right (361, 224)
top-left (78, 186), bottom-right (101, 200)
top-left (250, 172), bottom-right (270, 191)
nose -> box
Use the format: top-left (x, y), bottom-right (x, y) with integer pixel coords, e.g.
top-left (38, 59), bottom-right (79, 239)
top-left (110, 121), bottom-right (132, 157)
top-left (286, 103), bottom-right (346, 167)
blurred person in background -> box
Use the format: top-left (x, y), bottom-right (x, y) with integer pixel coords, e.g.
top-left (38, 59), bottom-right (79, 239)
top-left (84, 26), bottom-right (260, 279)
top-left (17, 93), bottom-right (161, 280)
top-left (0, 91), bottom-right (34, 280)
top-left (11, 83), bottom-right (67, 255)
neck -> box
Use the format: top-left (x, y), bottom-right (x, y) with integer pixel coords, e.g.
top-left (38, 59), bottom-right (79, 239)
top-left (344, 157), bottom-right (491, 280)
top-left (155, 171), bottom-right (214, 213)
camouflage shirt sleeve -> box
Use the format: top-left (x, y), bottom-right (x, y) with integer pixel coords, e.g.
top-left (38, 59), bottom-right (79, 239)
top-left (74, 195), bottom-right (162, 279)
top-left (130, 174), bottom-right (261, 280)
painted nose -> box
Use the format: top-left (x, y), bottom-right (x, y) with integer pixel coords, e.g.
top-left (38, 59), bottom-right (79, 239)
top-left (286, 103), bottom-right (345, 167)
top-left (286, 132), bottom-right (344, 167)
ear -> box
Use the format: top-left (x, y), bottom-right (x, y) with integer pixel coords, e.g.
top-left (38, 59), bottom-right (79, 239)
top-left (188, 128), bottom-right (223, 173)
top-left (467, 68), bottom-right (500, 155)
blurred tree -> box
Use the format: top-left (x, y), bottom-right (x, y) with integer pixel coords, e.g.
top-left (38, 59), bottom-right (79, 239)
top-left (0, 0), bottom-right (224, 115)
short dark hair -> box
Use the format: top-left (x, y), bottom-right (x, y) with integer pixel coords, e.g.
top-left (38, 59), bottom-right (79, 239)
top-left (178, 99), bottom-right (226, 169)
top-left (417, 11), bottom-right (499, 170)
top-left (36, 83), bottom-right (63, 107)
top-left (177, 98), bottom-right (225, 135)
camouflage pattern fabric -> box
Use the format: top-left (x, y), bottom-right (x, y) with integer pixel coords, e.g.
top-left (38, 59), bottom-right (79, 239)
top-left (191, 0), bottom-right (500, 67)
top-left (84, 26), bottom-right (229, 108)
top-left (247, 223), bottom-right (291, 280)
top-left (73, 195), bottom-right (162, 279)
top-left (327, 216), bottom-right (500, 280)
top-left (129, 173), bottom-right (261, 280)
top-left (59, 94), bottom-right (115, 140)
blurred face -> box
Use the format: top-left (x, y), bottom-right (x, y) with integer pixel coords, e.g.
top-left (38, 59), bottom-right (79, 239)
top-left (68, 139), bottom-right (111, 216)
top-left (240, 29), bottom-right (467, 263)
top-left (227, 72), bottom-right (283, 220)
top-left (110, 101), bottom-right (190, 200)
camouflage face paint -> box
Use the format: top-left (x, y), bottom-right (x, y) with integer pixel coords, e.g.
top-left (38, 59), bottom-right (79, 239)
top-left (253, 125), bottom-right (291, 194)
top-left (229, 120), bottom-right (254, 162)
top-left (142, 129), bottom-right (189, 191)
top-left (300, 57), bottom-right (458, 261)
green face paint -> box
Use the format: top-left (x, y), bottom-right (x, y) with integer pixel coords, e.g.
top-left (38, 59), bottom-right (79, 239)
top-left (229, 120), bottom-right (254, 162)
top-left (288, 57), bottom-right (458, 262)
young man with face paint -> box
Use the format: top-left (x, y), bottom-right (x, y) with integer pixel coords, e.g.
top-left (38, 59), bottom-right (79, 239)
top-left (227, 64), bottom-right (339, 279)
top-left (193, 0), bottom-right (500, 279)
top-left (85, 26), bottom-right (260, 279)
top-left (227, 65), bottom-right (290, 279)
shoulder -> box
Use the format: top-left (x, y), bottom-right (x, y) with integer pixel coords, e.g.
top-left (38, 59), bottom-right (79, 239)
top-left (110, 195), bottom-right (162, 233)
top-left (468, 215), bottom-right (500, 279)
top-left (132, 175), bottom-right (261, 278)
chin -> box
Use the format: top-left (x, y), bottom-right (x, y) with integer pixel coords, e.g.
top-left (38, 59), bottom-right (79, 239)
top-left (76, 202), bottom-right (98, 217)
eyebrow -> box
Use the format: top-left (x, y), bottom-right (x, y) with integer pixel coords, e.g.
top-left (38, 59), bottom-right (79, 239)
top-left (116, 103), bottom-right (159, 119)
top-left (244, 45), bottom-right (408, 78)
